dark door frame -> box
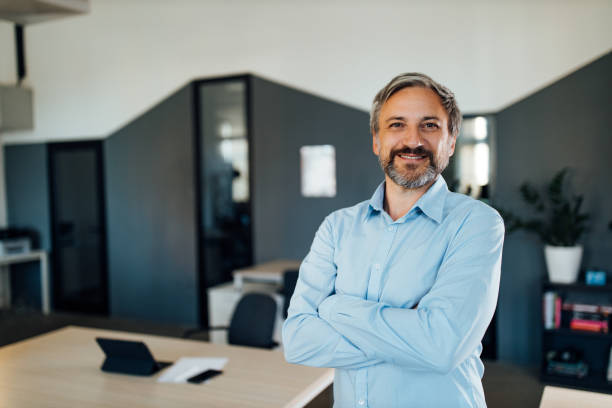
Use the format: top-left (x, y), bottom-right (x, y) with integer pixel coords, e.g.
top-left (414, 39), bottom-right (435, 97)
top-left (47, 140), bottom-right (109, 315)
top-left (191, 74), bottom-right (254, 327)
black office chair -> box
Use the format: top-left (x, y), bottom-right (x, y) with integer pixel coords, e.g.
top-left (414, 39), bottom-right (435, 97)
top-left (281, 269), bottom-right (299, 319)
top-left (184, 292), bottom-right (278, 349)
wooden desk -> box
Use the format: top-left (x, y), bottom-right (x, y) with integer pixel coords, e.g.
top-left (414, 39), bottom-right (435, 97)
top-left (0, 326), bottom-right (332, 408)
top-left (233, 260), bottom-right (301, 289)
top-left (539, 385), bottom-right (612, 407)
top-left (0, 250), bottom-right (49, 314)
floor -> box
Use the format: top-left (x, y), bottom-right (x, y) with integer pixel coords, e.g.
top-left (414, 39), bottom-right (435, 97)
top-left (0, 307), bottom-right (544, 407)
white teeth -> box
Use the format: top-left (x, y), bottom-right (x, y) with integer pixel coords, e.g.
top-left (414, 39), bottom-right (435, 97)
top-left (399, 155), bottom-right (424, 159)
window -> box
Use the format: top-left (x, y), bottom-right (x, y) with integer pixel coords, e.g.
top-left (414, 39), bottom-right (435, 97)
top-left (454, 116), bottom-right (491, 198)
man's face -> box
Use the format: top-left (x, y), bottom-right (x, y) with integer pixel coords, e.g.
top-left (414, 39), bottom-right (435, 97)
top-left (373, 86), bottom-right (456, 190)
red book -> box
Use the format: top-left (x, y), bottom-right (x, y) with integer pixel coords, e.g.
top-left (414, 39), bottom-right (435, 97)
top-left (570, 319), bottom-right (606, 332)
top-left (554, 297), bottom-right (561, 329)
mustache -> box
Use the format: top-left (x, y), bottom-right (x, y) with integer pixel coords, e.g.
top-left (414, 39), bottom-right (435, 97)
top-left (391, 146), bottom-right (434, 160)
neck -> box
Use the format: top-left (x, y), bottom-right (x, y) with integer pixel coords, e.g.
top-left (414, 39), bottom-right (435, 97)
top-left (383, 176), bottom-right (437, 221)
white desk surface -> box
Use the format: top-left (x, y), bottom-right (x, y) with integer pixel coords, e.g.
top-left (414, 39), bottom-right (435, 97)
top-left (233, 260), bottom-right (301, 284)
top-left (0, 250), bottom-right (47, 265)
top-left (539, 385), bottom-right (612, 407)
top-left (0, 326), bottom-right (333, 408)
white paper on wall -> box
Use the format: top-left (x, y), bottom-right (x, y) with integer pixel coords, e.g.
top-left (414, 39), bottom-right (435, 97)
top-left (300, 145), bottom-right (336, 198)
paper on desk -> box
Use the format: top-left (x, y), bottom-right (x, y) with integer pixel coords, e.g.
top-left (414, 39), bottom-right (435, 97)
top-left (157, 357), bottom-right (228, 383)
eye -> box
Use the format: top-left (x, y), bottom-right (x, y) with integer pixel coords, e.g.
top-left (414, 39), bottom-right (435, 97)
top-left (389, 122), bottom-right (404, 129)
top-left (422, 122), bottom-right (440, 130)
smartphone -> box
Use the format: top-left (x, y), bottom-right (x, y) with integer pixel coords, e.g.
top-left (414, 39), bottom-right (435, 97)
top-left (186, 369), bottom-right (223, 384)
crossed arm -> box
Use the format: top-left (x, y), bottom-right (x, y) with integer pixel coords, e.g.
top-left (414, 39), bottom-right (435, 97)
top-left (282, 209), bottom-right (505, 374)
top-left (281, 215), bottom-right (384, 370)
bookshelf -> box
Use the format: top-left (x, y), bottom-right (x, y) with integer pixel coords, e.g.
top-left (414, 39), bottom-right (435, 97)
top-left (544, 328), bottom-right (612, 341)
top-left (541, 280), bottom-right (612, 394)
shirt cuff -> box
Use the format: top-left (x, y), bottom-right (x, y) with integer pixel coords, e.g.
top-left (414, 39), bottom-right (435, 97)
top-left (318, 294), bottom-right (339, 322)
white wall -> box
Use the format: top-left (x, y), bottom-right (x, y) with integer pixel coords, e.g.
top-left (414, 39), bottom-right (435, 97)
top-left (0, 0), bottom-right (610, 144)
top-left (0, 21), bottom-right (16, 86)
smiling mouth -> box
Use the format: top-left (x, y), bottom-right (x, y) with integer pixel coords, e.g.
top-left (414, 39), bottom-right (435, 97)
top-left (397, 154), bottom-right (427, 161)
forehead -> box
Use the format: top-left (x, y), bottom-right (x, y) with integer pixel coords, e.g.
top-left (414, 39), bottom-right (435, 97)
top-left (380, 86), bottom-right (448, 121)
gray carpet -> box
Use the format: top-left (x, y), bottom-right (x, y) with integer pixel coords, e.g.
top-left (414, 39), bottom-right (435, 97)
top-left (0, 308), bottom-right (543, 407)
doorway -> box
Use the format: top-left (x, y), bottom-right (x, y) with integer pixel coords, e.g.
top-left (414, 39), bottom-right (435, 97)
top-left (48, 141), bottom-right (108, 314)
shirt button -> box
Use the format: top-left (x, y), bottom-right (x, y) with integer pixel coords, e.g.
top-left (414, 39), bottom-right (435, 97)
top-left (387, 226), bottom-right (393, 232)
top-left (373, 263), bottom-right (380, 270)
top-left (358, 399), bottom-right (365, 406)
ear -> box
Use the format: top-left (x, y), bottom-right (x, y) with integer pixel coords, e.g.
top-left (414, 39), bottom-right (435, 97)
top-left (372, 130), bottom-right (380, 156)
top-left (448, 135), bottom-right (457, 157)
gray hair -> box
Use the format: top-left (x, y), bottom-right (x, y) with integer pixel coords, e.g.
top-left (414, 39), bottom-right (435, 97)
top-left (370, 73), bottom-right (462, 138)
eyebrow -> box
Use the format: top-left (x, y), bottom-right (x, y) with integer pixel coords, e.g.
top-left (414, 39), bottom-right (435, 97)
top-left (422, 116), bottom-right (442, 122)
top-left (384, 115), bottom-right (442, 122)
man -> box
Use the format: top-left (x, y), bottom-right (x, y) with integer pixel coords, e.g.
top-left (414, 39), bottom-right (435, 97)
top-left (282, 73), bottom-right (504, 407)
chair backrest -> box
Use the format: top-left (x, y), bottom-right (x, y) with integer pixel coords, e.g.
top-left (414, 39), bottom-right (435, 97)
top-left (228, 293), bottom-right (277, 349)
top-left (282, 269), bottom-right (299, 319)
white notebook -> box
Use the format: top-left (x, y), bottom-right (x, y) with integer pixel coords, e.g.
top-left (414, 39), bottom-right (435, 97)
top-left (157, 357), bottom-right (228, 383)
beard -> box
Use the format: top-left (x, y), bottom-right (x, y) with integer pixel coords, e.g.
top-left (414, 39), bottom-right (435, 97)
top-left (378, 145), bottom-right (449, 190)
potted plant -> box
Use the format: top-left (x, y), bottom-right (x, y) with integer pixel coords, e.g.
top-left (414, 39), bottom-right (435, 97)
top-left (500, 168), bottom-right (589, 283)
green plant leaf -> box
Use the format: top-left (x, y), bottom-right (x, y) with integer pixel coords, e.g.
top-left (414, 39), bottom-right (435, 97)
top-left (497, 167), bottom-right (589, 246)
top-left (547, 168), bottom-right (568, 207)
top-left (520, 183), bottom-right (542, 207)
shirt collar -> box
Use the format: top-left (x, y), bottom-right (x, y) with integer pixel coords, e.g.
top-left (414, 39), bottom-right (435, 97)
top-left (413, 175), bottom-right (447, 224)
top-left (364, 176), bottom-right (448, 224)
top-left (365, 181), bottom-right (386, 220)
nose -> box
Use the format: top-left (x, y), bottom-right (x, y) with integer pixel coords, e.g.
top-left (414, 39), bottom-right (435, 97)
top-left (400, 125), bottom-right (423, 149)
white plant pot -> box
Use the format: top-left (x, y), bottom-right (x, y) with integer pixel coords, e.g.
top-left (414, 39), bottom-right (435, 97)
top-left (544, 245), bottom-right (583, 283)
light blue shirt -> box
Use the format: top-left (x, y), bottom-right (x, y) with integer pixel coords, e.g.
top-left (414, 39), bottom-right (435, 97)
top-left (282, 176), bottom-right (504, 408)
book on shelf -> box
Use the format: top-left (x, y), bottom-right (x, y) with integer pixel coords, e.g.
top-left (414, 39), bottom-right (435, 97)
top-left (563, 303), bottom-right (607, 314)
top-left (608, 346), bottom-right (612, 382)
top-left (569, 311), bottom-right (609, 333)
top-left (555, 296), bottom-right (561, 329)
top-left (543, 291), bottom-right (612, 332)
top-left (573, 311), bottom-right (606, 320)
top-left (543, 291), bottom-right (561, 330)
top-left (569, 318), bottom-right (609, 333)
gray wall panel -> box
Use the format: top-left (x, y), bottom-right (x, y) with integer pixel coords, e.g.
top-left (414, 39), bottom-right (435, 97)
top-left (250, 77), bottom-right (381, 262)
top-left (105, 84), bottom-right (198, 325)
top-left (4, 143), bottom-right (51, 308)
top-left (493, 52), bottom-right (612, 364)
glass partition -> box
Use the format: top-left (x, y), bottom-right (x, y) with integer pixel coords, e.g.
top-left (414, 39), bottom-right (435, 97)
top-left (444, 115), bottom-right (495, 202)
top-left (198, 79), bottom-right (251, 287)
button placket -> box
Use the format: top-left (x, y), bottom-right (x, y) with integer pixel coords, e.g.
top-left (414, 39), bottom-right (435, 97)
top-left (355, 370), bottom-right (367, 408)
top-left (372, 223), bottom-right (397, 301)
top-left (366, 263), bottom-right (382, 301)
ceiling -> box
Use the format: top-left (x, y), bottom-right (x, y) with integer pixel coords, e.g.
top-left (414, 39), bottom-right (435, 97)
top-left (0, 0), bottom-right (610, 143)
